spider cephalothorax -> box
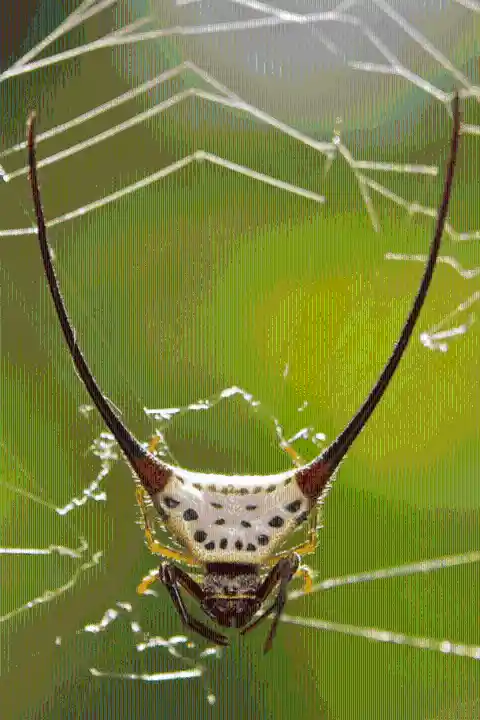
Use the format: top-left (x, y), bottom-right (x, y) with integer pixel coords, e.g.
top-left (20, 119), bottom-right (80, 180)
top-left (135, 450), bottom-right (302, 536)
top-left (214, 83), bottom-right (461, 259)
top-left (203, 595), bottom-right (260, 630)
top-left (159, 554), bottom-right (301, 649)
top-left (201, 563), bottom-right (262, 628)
top-left (27, 93), bottom-right (461, 653)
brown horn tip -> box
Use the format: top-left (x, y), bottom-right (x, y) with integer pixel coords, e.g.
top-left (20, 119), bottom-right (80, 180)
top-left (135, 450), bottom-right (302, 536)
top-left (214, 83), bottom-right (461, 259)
top-left (296, 459), bottom-right (333, 500)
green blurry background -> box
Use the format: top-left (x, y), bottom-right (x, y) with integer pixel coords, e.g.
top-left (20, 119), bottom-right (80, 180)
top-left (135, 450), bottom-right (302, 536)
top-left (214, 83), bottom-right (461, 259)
top-left (0, 2), bottom-right (479, 719)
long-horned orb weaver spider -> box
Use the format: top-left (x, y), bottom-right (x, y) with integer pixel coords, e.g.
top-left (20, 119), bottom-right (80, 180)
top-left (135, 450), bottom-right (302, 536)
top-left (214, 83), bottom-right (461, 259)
top-left (27, 93), bottom-right (460, 653)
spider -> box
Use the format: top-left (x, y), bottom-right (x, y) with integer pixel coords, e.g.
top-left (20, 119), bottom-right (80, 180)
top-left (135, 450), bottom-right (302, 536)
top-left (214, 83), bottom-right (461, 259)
top-left (27, 93), bottom-right (460, 653)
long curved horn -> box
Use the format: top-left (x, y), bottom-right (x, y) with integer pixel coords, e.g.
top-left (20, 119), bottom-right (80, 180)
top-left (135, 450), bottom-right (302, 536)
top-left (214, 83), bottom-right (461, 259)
top-left (28, 113), bottom-right (171, 496)
top-left (297, 91), bottom-right (461, 500)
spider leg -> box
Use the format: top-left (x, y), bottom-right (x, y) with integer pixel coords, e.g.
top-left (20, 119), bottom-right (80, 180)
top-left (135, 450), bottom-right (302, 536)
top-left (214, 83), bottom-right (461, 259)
top-left (137, 569), bottom-right (159, 595)
top-left (265, 530), bottom-right (317, 566)
top-left (257, 554), bottom-right (300, 603)
top-left (147, 434), bottom-right (162, 454)
top-left (262, 576), bottom-right (294, 653)
top-left (137, 560), bottom-right (204, 596)
top-left (164, 563), bottom-right (205, 603)
top-left (282, 444), bottom-right (304, 468)
top-left (294, 564), bottom-right (314, 594)
top-left (284, 526), bottom-right (317, 559)
top-left (241, 554), bottom-right (300, 652)
top-left (161, 564), bottom-right (229, 646)
top-left (144, 539), bottom-right (198, 565)
top-left (135, 484), bottom-right (199, 566)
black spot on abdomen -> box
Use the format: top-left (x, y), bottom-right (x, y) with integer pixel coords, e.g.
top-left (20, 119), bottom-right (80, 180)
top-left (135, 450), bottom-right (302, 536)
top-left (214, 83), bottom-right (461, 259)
top-left (163, 495), bottom-right (180, 509)
top-left (268, 516), bottom-right (284, 528)
top-left (295, 510), bottom-right (309, 527)
top-left (285, 499), bottom-right (302, 513)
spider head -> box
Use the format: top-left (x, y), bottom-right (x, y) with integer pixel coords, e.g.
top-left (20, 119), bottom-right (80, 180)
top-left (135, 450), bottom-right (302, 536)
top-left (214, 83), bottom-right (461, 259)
top-left (201, 563), bottom-right (262, 629)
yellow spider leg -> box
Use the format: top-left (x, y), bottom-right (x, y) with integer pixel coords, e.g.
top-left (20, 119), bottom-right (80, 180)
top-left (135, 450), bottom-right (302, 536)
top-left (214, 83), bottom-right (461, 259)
top-left (282, 443), bottom-right (304, 468)
top-left (137, 570), bottom-right (159, 595)
top-left (266, 528), bottom-right (317, 567)
top-left (145, 536), bottom-right (198, 565)
top-left (136, 484), bottom-right (152, 529)
top-left (135, 484), bottom-right (199, 567)
top-left (295, 564), bottom-right (314, 593)
top-left (147, 434), bottom-right (162, 454)
top-left (289, 527), bottom-right (318, 558)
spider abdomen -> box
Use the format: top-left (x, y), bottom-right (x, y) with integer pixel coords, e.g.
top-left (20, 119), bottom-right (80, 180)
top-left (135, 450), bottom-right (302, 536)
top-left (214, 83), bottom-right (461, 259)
top-left (151, 471), bottom-right (313, 564)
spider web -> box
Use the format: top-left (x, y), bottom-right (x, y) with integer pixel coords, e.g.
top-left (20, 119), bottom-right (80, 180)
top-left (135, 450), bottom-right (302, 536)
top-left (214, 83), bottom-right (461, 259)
top-left (0, 0), bottom-right (479, 714)
top-left (1, 1), bottom-right (478, 349)
top-left (3, 385), bottom-right (480, 705)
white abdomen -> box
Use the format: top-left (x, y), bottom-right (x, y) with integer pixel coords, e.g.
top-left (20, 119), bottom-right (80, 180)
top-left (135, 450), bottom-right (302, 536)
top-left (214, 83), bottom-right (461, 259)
top-left (151, 468), bottom-right (313, 565)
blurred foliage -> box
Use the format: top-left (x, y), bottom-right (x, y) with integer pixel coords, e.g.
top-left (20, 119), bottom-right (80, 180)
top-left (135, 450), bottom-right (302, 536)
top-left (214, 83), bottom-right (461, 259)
top-left (0, 6), bottom-right (479, 720)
